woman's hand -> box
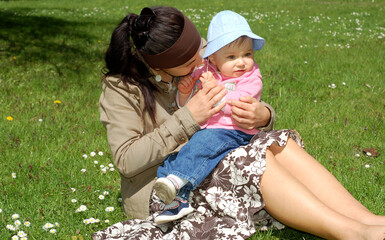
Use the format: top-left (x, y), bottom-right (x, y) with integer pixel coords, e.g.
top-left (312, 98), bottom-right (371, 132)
top-left (228, 95), bottom-right (271, 130)
top-left (186, 77), bottom-right (227, 125)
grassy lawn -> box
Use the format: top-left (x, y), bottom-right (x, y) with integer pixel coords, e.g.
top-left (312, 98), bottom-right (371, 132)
top-left (0, 0), bottom-right (384, 239)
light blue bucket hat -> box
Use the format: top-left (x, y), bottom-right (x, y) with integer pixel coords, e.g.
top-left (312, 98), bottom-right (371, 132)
top-left (203, 10), bottom-right (265, 58)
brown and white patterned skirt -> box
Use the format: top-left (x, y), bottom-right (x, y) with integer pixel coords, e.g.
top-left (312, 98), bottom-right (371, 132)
top-left (93, 129), bottom-right (303, 240)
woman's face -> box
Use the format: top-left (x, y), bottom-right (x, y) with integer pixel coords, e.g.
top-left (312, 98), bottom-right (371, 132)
top-left (162, 48), bottom-right (203, 77)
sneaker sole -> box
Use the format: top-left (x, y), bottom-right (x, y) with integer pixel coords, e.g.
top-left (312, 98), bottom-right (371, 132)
top-left (154, 178), bottom-right (177, 205)
top-left (154, 205), bottom-right (194, 225)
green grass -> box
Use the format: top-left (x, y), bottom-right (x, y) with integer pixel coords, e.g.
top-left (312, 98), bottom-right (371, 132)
top-left (0, 0), bottom-right (384, 239)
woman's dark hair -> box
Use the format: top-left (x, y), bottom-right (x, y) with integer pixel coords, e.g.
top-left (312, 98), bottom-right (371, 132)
top-left (103, 6), bottom-right (184, 123)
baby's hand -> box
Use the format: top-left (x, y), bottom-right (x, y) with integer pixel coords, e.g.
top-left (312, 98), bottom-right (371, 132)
top-left (178, 75), bottom-right (197, 94)
top-left (199, 71), bottom-right (217, 88)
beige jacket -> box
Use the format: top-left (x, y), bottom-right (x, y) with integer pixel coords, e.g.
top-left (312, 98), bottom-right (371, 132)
top-left (99, 75), bottom-right (275, 219)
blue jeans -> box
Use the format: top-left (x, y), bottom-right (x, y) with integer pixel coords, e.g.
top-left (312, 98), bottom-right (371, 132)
top-left (157, 128), bottom-right (253, 200)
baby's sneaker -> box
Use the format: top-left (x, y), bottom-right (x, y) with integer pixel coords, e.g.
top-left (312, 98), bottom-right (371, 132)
top-left (154, 197), bottom-right (194, 224)
top-left (154, 177), bottom-right (177, 205)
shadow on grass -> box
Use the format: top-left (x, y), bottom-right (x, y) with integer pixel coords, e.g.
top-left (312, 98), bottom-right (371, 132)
top-left (0, 7), bottom-right (105, 76)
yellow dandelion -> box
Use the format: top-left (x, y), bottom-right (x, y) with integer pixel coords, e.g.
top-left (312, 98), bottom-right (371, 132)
top-left (54, 100), bottom-right (62, 104)
top-left (98, 40), bottom-right (102, 43)
top-left (7, 116), bottom-right (14, 121)
top-left (259, 20), bottom-right (263, 24)
top-left (13, 57), bottom-right (16, 60)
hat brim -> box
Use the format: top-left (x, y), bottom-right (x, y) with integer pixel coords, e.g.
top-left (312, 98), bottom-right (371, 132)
top-left (203, 31), bottom-right (265, 58)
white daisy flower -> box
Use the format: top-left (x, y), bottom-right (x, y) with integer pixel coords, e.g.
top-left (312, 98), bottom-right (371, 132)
top-left (14, 220), bottom-right (21, 226)
top-left (71, 199), bottom-right (77, 203)
top-left (12, 173), bottom-right (17, 178)
top-left (105, 219), bottom-right (110, 223)
top-left (82, 154), bottom-right (88, 159)
top-left (109, 167), bottom-right (115, 172)
top-left (98, 151), bottom-right (104, 156)
top-left (11, 235), bottom-right (18, 240)
top-left (98, 195), bottom-right (105, 200)
top-left (24, 221), bottom-right (31, 227)
top-left (71, 188), bottom-right (76, 192)
top-left (94, 160), bottom-right (98, 165)
top-left (103, 191), bottom-right (109, 195)
top-left (105, 206), bottom-right (114, 212)
top-left (49, 229), bottom-right (56, 234)
top-left (12, 214), bottom-right (20, 219)
top-left (108, 163), bottom-right (114, 168)
top-left (7, 224), bottom-right (15, 231)
top-left (81, 169), bottom-right (86, 173)
top-left (17, 231), bottom-right (27, 237)
top-left (90, 152), bottom-right (96, 157)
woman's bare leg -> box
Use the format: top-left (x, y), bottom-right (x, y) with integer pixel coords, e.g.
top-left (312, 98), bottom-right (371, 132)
top-left (261, 151), bottom-right (385, 240)
top-left (269, 138), bottom-right (385, 226)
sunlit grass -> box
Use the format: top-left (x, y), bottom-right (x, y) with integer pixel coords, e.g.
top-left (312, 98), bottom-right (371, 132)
top-left (1, 0), bottom-right (384, 239)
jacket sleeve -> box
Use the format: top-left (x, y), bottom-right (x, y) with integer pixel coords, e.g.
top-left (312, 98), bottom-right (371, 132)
top-left (259, 101), bottom-right (275, 131)
top-left (99, 79), bottom-right (200, 179)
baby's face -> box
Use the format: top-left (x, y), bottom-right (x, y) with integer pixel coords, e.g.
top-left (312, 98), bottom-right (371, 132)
top-left (209, 37), bottom-right (254, 78)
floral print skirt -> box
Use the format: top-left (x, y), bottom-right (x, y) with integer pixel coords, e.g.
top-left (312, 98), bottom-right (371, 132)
top-left (92, 129), bottom-right (303, 240)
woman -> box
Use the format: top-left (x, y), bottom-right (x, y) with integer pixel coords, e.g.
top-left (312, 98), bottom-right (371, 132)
top-left (94, 6), bottom-right (385, 240)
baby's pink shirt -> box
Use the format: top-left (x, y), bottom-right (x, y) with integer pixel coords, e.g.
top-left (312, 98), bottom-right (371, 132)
top-left (189, 61), bottom-right (263, 135)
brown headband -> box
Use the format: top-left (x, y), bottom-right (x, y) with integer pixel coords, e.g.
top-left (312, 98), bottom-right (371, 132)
top-left (141, 15), bottom-right (201, 69)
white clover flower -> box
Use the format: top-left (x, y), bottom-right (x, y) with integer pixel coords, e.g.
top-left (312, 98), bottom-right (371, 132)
top-left (94, 160), bottom-right (98, 165)
top-left (105, 207), bottom-right (114, 212)
top-left (24, 221), bottom-right (31, 227)
top-left (103, 191), bottom-right (109, 195)
top-left (82, 154), bottom-right (88, 159)
top-left (12, 214), bottom-right (20, 219)
top-left (71, 199), bottom-right (77, 203)
top-left (71, 188), bottom-right (76, 192)
top-left (11, 235), bottom-right (18, 240)
top-left (105, 219), bottom-right (110, 223)
top-left (49, 229), bottom-right (56, 234)
top-left (109, 168), bottom-right (115, 172)
top-left (81, 169), bottom-right (86, 173)
top-left (108, 163), bottom-right (114, 168)
top-left (14, 220), bottom-right (21, 226)
top-left (98, 151), bottom-right (103, 156)
top-left (98, 195), bottom-right (105, 200)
